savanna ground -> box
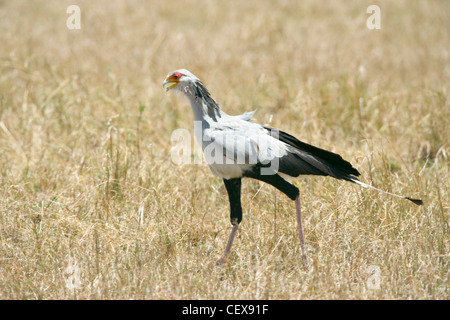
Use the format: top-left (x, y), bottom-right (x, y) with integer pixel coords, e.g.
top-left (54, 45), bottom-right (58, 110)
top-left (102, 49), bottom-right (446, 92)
top-left (0, 0), bottom-right (448, 300)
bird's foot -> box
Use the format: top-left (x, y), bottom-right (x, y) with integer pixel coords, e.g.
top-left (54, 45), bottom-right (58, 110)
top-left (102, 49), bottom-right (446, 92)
top-left (301, 254), bottom-right (308, 269)
top-left (217, 256), bottom-right (228, 266)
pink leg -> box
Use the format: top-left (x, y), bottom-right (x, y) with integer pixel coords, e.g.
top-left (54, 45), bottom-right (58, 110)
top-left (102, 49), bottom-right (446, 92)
top-left (220, 221), bottom-right (239, 263)
top-left (295, 195), bottom-right (307, 266)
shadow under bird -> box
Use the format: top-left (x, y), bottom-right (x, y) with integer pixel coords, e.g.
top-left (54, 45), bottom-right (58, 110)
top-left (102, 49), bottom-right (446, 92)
top-left (163, 69), bottom-right (423, 265)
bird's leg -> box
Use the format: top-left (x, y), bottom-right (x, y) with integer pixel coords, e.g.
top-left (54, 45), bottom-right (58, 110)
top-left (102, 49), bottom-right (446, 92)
top-left (244, 172), bottom-right (307, 265)
top-left (295, 194), bottom-right (307, 266)
top-left (221, 178), bottom-right (242, 264)
top-left (221, 219), bottom-right (239, 263)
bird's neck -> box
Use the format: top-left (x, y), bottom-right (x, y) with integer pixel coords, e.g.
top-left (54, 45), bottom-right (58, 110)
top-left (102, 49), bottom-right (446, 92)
top-left (189, 98), bottom-right (221, 122)
top-left (186, 82), bottom-right (223, 123)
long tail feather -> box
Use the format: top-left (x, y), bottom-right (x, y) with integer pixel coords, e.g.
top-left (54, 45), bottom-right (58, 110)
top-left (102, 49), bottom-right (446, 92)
top-left (352, 179), bottom-right (423, 205)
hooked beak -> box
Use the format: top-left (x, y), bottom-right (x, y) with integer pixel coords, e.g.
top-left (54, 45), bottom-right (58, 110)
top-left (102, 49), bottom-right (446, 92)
top-left (163, 79), bottom-right (178, 92)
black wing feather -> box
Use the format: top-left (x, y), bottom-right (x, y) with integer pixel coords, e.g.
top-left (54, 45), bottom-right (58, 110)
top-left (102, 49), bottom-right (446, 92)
top-left (264, 127), bottom-right (360, 182)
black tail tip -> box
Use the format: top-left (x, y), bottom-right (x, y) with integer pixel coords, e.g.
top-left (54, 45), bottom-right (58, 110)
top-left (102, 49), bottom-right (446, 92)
top-left (406, 197), bottom-right (423, 206)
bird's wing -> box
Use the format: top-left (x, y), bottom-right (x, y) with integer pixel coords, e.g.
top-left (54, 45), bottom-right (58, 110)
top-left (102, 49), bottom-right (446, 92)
top-left (203, 119), bottom-right (288, 166)
top-left (203, 118), bottom-right (360, 182)
top-left (263, 126), bottom-right (360, 181)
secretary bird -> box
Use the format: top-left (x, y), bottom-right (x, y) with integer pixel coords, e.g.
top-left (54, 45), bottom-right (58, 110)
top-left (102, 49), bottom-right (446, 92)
top-left (163, 69), bottom-right (422, 265)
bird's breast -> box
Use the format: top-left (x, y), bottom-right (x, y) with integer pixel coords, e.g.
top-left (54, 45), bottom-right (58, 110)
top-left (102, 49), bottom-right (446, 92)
top-left (207, 162), bottom-right (250, 180)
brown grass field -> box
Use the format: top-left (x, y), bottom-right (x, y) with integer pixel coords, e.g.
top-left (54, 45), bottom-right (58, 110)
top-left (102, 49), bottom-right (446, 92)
top-left (0, 0), bottom-right (448, 299)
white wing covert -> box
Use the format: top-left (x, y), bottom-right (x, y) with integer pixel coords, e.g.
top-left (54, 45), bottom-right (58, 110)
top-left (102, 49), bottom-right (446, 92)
top-left (204, 117), bottom-right (288, 167)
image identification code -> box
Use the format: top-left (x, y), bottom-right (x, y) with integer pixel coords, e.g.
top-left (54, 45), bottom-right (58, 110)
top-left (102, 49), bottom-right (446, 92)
top-left (182, 304), bottom-right (269, 317)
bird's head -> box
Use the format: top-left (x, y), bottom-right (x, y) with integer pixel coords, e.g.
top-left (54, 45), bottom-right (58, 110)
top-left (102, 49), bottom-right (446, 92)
top-left (163, 69), bottom-right (200, 93)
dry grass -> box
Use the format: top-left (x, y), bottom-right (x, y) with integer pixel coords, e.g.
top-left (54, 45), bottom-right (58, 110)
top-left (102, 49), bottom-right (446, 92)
top-left (0, 0), bottom-right (448, 299)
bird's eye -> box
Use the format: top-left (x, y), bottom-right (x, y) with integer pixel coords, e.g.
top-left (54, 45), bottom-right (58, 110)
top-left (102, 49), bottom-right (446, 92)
top-left (172, 72), bottom-right (183, 80)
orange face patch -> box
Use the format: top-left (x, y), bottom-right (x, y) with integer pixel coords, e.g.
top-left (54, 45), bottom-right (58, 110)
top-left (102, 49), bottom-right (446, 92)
top-left (169, 72), bottom-right (183, 81)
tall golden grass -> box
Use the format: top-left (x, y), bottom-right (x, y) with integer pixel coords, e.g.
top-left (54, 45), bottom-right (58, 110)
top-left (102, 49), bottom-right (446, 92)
top-left (0, 0), bottom-right (448, 299)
